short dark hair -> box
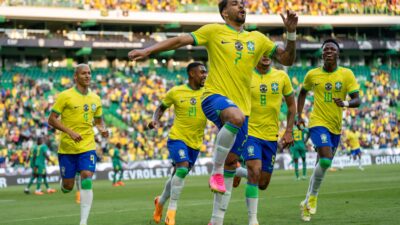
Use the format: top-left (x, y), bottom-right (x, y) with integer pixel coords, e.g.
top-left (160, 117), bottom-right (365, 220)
top-left (187, 62), bottom-right (204, 75)
top-left (322, 39), bottom-right (340, 50)
top-left (218, 0), bottom-right (228, 19)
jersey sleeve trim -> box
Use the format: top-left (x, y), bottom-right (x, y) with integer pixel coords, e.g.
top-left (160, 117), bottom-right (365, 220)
top-left (268, 44), bottom-right (278, 58)
top-left (348, 89), bottom-right (359, 94)
top-left (51, 109), bottom-right (61, 115)
top-left (284, 91), bottom-right (294, 97)
top-left (161, 101), bottom-right (170, 108)
top-left (301, 87), bottom-right (310, 91)
top-left (189, 33), bottom-right (198, 46)
top-left (94, 116), bottom-right (102, 118)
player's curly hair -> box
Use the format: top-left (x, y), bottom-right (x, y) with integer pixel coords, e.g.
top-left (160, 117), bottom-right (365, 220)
top-left (187, 62), bottom-right (204, 75)
top-left (322, 39), bottom-right (340, 50)
top-left (218, 0), bottom-right (228, 19)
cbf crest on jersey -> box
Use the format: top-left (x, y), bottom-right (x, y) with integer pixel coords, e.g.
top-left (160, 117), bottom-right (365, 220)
top-left (325, 83), bottom-right (332, 91)
top-left (178, 149), bottom-right (186, 159)
top-left (260, 84), bottom-right (267, 93)
top-left (271, 82), bottom-right (279, 94)
top-left (84, 104), bottom-right (89, 112)
top-left (91, 103), bottom-right (97, 112)
top-left (247, 41), bottom-right (255, 52)
top-left (235, 41), bottom-right (243, 51)
top-left (190, 97), bottom-right (197, 105)
top-left (335, 82), bottom-right (342, 92)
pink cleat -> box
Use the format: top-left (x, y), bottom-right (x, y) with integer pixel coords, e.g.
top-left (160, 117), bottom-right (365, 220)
top-left (209, 174), bottom-right (226, 194)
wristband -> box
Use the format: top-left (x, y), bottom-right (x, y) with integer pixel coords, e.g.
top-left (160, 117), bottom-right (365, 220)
top-left (287, 31), bottom-right (296, 41)
top-left (343, 101), bottom-right (349, 107)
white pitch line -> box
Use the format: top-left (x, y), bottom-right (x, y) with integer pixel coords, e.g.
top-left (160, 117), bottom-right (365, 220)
top-left (2, 185), bottom-right (399, 224)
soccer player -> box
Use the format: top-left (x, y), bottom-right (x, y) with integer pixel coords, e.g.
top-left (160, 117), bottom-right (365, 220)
top-left (232, 56), bottom-right (296, 225)
top-left (290, 125), bottom-right (309, 180)
top-left (24, 143), bottom-right (38, 194)
top-left (24, 137), bottom-right (56, 195)
top-left (129, 2), bottom-right (298, 224)
top-left (297, 39), bottom-right (360, 222)
top-left (345, 127), bottom-right (363, 170)
top-left (149, 62), bottom-right (208, 225)
top-left (48, 64), bottom-right (109, 225)
top-left (112, 143), bottom-right (127, 186)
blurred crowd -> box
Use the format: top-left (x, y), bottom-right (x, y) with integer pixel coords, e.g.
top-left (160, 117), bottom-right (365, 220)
top-left (0, 66), bottom-right (399, 170)
top-left (2, 0), bottom-right (399, 15)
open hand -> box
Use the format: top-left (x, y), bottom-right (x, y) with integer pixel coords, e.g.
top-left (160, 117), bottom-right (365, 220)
top-left (280, 10), bottom-right (298, 33)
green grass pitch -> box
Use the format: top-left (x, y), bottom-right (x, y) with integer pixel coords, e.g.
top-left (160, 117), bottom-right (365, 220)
top-left (1, 164), bottom-right (399, 225)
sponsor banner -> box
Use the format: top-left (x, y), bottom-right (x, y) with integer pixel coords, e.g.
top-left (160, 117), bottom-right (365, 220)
top-left (0, 38), bottom-right (148, 49)
top-left (0, 152), bottom-right (399, 188)
top-left (0, 37), bottom-right (397, 50)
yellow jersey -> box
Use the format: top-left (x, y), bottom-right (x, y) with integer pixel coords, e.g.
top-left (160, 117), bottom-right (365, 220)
top-left (248, 68), bottom-right (293, 141)
top-left (303, 67), bottom-right (359, 134)
top-left (52, 87), bottom-right (102, 154)
top-left (162, 84), bottom-right (207, 150)
top-left (191, 24), bottom-right (277, 116)
top-left (346, 130), bottom-right (361, 150)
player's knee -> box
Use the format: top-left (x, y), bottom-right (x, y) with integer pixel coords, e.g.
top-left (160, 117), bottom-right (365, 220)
top-left (258, 180), bottom-right (270, 190)
top-left (61, 182), bottom-right (74, 193)
top-left (227, 114), bottom-right (245, 128)
top-left (175, 167), bottom-right (189, 179)
top-left (81, 178), bottom-right (93, 190)
top-left (247, 167), bottom-right (261, 182)
top-left (319, 158), bottom-right (332, 169)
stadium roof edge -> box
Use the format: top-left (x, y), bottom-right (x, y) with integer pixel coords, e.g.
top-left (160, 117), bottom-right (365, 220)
top-left (0, 7), bottom-right (399, 27)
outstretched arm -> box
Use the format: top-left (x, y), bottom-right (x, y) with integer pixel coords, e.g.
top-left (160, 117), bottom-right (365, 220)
top-left (273, 10), bottom-right (298, 66)
top-left (128, 35), bottom-right (194, 61)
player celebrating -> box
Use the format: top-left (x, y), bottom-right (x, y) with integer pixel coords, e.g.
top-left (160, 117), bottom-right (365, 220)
top-left (112, 143), bottom-right (127, 186)
top-left (297, 39), bottom-right (360, 222)
top-left (128, 2), bottom-right (298, 224)
top-left (150, 62), bottom-right (208, 225)
top-left (290, 125), bottom-right (309, 180)
top-left (231, 56), bottom-right (296, 225)
top-left (48, 64), bottom-right (109, 225)
top-left (345, 127), bottom-right (364, 170)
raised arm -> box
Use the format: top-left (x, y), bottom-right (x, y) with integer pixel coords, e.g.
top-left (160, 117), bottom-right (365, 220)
top-left (128, 35), bottom-right (194, 61)
top-left (273, 10), bottom-right (298, 66)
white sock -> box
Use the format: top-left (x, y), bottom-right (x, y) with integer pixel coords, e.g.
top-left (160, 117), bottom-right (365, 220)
top-left (246, 198), bottom-right (258, 225)
top-left (305, 162), bottom-right (327, 201)
top-left (159, 176), bottom-right (172, 205)
top-left (358, 158), bottom-right (362, 167)
top-left (168, 175), bottom-right (185, 210)
top-left (236, 167), bottom-right (248, 178)
top-left (80, 189), bottom-right (93, 225)
top-left (212, 124), bottom-right (238, 175)
top-left (211, 173), bottom-right (235, 224)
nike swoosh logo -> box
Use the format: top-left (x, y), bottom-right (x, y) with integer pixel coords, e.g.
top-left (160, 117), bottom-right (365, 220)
top-left (251, 86), bottom-right (256, 88)
top-left (221, 40), bottom-right (231, 44)
top-left (314, 83), bottom-right (320, 86)
top-left (74, 106), bottom-right (79, 109)
top-left (180, 100), bottom-right (186, 103)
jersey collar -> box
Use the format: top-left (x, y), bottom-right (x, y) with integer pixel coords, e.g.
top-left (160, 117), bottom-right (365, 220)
top-left (74, 86), bottom-right (89, 96)
top-left (254, 68), bottom-right (271, 76)
top-left (224, 24), bottom-right (245, 34)
top-left (322, 65), bottom-right (339, 73)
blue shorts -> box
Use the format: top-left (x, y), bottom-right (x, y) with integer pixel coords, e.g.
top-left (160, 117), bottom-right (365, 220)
top-left (202, 94), bottom-right (248, 156)
top-left (310, 126), bottom-right (341, 154)
top-left (167, 139), bottom-right (200, 168)
top-left (58, 150), bottom-right (97, 179)
top-left (242, 136), bottom-right (278, 173)
top-left (351, 148), bottom-right (361, 156)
